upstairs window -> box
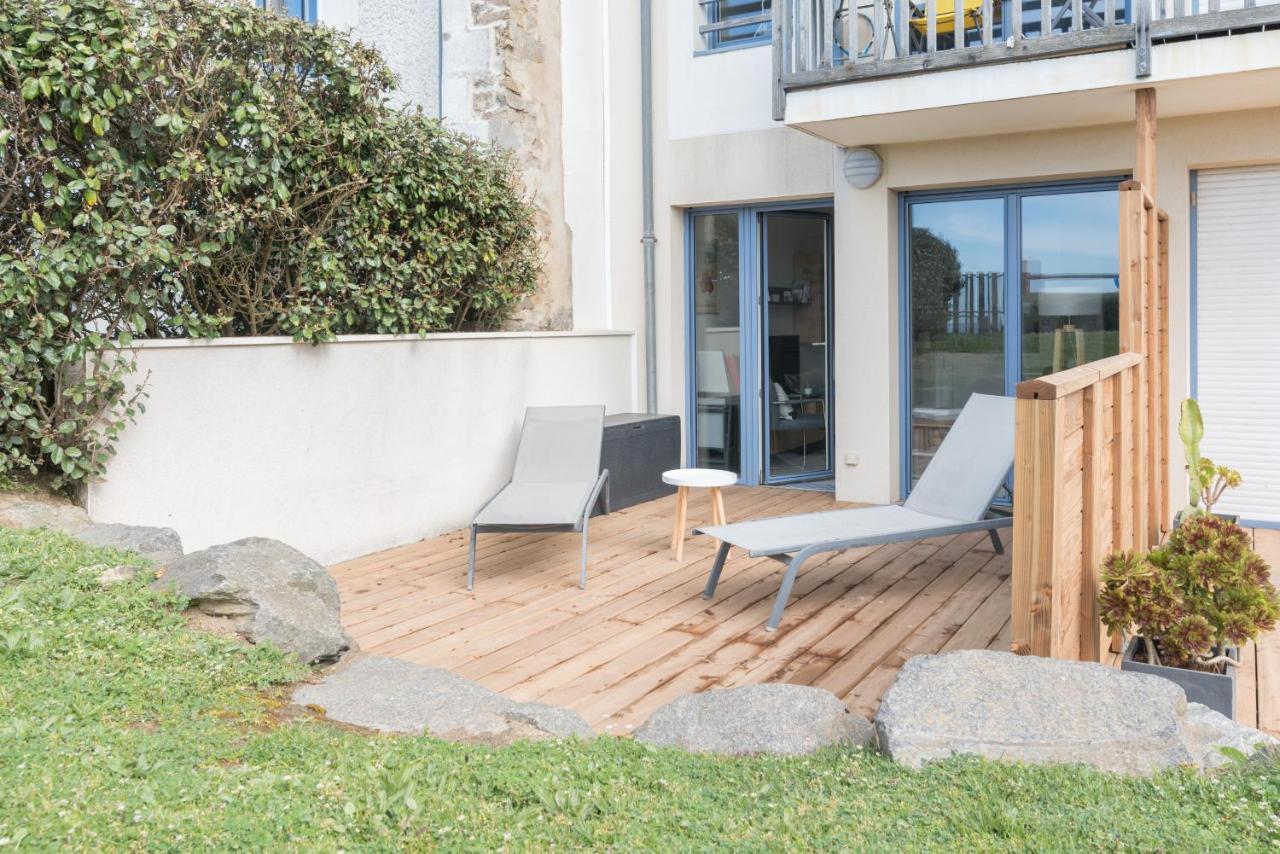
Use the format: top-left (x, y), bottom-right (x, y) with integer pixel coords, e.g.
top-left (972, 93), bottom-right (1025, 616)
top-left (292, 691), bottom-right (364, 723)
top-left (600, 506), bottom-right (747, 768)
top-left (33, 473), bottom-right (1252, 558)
top-left (699, 0), bottom-right (772, 52)
top-left (256, 0), bottom-right (316, 22)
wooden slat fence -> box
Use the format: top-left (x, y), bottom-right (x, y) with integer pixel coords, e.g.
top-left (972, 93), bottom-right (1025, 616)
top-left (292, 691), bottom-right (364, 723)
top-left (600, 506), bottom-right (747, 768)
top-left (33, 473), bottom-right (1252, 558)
top-left (1011, 180), bottom-right (1169, 661)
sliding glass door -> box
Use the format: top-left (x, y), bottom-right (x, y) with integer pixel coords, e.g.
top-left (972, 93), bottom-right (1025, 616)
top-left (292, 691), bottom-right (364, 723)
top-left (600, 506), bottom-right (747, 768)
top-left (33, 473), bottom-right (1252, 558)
top-left (690, 211), bottom-right (743, 470)
top-left (1019, 191), bottom-right (1121, 381)
top-left (907, 197), bottom-right (1006, 486)
top-left (687, 203), bottom-right (834, 485)
top-left (903, 180), bottom-right (1120, 491)
top-left (762, 212), bottom-right (832, 481)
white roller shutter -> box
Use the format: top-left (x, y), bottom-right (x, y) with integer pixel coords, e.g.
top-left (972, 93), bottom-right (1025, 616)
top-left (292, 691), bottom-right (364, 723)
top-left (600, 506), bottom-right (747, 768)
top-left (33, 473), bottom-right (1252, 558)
top-left (1195, 165), bottom-right (1280, 524)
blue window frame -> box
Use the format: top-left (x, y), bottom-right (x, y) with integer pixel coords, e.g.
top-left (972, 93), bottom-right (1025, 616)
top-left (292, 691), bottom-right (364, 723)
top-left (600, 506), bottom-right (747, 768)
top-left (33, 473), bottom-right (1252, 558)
top-left (256, 0), bottom-right (316, 22)
top-left (898, 176), bottom-right (1126, 499)
top-left (684, 198), bottom-right (834, 486)
top-left (699, 0), bottom-right (773, 53)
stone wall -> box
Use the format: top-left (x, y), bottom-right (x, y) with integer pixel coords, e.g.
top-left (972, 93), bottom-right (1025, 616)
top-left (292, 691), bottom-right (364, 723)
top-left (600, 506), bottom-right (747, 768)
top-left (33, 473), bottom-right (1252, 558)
top-left (442, 0), bottom-right (573, 330)
top-left (318, 0), bottom-right (573, 330)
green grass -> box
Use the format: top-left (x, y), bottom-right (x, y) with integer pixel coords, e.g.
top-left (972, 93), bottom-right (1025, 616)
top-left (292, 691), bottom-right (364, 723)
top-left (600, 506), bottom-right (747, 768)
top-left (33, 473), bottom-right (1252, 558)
top-left (2, 528), bottom-right (1280, 851)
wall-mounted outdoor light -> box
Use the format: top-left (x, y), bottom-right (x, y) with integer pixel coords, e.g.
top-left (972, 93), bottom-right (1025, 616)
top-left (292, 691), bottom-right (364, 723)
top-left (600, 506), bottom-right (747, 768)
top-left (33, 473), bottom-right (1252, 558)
top-left (842, 147), bottom-right (883, 189)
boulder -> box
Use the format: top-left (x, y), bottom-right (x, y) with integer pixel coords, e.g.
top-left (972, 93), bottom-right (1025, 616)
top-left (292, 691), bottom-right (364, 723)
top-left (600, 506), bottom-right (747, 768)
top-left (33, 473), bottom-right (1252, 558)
top-left (97, 564), bottom-right (142, 587)
top-left (0, 491), bottom-right (90, 534)
top-left (155, 537), bottom-right (349, 665)
top-left (875, 650), bottom-right (1277, 775)
top-left (634, 683), bottom-right (875, 756)
top-left (76, 523), bottom-right (183, 566)
top-left (293, 656), bottom-right (593, 744)
top-left (1183, 702), bottom-right (1280, 769)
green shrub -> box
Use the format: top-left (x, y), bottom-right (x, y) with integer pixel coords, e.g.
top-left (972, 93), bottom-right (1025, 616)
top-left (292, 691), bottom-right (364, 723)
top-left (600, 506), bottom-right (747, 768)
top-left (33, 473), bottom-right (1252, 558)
top-left (0, 0), bottom-right (540, 489)
top-left (1100, 513), bottom-right (1280, 668)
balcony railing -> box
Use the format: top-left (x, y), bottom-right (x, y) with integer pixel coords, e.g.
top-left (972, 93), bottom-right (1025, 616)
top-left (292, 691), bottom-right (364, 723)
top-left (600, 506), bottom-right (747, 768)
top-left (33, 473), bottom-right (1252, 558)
top-left (773, 0), bottom-right (1280, 116)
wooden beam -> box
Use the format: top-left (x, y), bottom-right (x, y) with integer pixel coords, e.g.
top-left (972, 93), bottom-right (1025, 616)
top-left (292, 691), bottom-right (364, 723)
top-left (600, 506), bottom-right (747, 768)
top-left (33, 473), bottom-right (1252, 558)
top-left (1080, 382), bottom-right (1107, 663)
top-left (1012, 397), bottom-right (1064, 657)
top-left (1135, 88), bottom-right (1157, 199)
top-left (1118, 185), bottom-right (1144, 352)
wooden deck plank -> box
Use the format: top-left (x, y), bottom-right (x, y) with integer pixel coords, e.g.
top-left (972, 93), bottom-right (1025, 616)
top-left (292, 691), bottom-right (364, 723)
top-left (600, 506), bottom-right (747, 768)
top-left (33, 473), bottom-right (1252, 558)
top-left (843, 556), bottom-right (1008, 717)
top-left (1237, 640), bottom-right (1259, 730)
top-left (808, 545), bottom-right (1000, 698)
top-left (328, 486), bottom-right (1268, 733)
top-left (351, 488), bottom-right (820, 658)
top-left (341, 486), bottom-right (816, 619)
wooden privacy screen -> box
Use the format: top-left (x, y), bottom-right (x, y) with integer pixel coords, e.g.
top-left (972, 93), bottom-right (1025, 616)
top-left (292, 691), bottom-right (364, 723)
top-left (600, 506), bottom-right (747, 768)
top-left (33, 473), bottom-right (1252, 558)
top-left (1012, 180), bottom-right (1171, 661)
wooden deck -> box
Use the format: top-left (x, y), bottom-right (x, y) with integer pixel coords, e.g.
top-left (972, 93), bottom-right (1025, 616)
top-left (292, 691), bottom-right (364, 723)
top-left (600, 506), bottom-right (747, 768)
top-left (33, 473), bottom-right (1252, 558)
top-left (331, 487), bottom-right (1280, 734)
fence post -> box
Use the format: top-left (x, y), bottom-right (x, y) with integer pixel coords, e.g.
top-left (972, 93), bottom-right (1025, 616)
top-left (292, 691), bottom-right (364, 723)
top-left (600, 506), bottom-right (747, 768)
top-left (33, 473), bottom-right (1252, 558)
top-left (1012, 396), bottom-right (1063, 657)
top-left (1157, 212), bottom-right (1171, 531)
top-left (1080, 383), bottom-right (1106, 662)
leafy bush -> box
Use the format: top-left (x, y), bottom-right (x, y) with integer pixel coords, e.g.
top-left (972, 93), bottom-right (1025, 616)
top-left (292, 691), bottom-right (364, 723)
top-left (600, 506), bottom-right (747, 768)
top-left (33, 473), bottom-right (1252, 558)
top-left (0, 0), bottom-right (539, 488)
top-left (1100, 514), bottom-right (1280, 668)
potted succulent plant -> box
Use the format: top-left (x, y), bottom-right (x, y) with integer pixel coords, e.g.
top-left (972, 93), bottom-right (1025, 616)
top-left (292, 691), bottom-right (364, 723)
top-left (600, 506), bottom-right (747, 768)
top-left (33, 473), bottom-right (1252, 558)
top-left (1176, 398), bottom-right (1242, 526)
top-left (1100, 513), bottom-right (1280, 719)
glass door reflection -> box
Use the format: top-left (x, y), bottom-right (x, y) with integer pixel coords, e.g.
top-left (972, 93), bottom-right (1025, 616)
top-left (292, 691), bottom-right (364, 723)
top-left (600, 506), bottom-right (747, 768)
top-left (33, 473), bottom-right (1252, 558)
top-left (761, 212), bottom-right (832, 482)
top-left (906, 197), bottom-right (1006, 486)
top-left (691, 211), bottom-right (742, 471)
top-left (1020, 190), bottom-right (1120, 380)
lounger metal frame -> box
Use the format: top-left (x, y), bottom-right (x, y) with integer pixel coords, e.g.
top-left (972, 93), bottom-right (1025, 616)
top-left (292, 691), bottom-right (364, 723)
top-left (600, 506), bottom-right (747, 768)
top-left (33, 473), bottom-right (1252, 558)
top-left (700, 510), bottom-right (1010, 632)
top-left (467, 472), bottom-right (610, 592)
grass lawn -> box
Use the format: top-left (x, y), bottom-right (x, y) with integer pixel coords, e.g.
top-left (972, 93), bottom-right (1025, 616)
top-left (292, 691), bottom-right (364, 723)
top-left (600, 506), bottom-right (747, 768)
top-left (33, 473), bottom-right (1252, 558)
top-left (3, 528), bottom-right (1280, 850)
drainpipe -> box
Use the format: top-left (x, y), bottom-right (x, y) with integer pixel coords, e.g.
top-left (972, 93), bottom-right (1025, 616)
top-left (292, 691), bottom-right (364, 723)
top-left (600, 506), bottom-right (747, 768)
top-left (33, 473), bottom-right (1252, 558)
top-left (640, 0), bottom-right (658, 414)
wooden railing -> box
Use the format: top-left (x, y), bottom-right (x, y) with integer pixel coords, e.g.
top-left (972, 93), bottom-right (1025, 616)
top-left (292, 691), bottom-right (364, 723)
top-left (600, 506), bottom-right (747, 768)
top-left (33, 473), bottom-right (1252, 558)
top-left (774, 0), bottom-right (1280, 110)
top-left (1011, 179), bottom-right (1169, 661)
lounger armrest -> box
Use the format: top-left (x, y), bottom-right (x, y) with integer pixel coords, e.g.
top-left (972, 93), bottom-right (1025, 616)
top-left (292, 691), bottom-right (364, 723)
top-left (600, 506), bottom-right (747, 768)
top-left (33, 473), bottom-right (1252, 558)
top-left (470, 481), bottom-right (512, 526)
top-left (578, 469), bottom-right (610, 526)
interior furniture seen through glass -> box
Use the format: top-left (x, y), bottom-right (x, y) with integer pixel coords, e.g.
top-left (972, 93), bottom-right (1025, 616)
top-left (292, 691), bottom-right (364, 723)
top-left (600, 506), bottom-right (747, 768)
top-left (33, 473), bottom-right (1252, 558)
top-left (691, 212), bottom-right (742, 471)
top-left (905, 183), bottom-right (1119, 488)
top-left (762, 212), bottom-right (831, 480)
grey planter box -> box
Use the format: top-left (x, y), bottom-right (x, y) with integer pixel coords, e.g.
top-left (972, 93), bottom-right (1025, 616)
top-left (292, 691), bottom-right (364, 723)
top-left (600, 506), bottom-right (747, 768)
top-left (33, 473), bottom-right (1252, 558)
top-left (1172, 509), bottom-right (1240, 528)
top-left (1121, 637), bottom-right (1237, 720)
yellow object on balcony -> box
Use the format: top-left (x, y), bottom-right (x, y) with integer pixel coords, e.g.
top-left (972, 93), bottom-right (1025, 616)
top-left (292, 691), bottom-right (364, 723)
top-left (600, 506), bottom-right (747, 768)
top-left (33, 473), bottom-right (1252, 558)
top-left (909, 0), bottom-right (986, 37)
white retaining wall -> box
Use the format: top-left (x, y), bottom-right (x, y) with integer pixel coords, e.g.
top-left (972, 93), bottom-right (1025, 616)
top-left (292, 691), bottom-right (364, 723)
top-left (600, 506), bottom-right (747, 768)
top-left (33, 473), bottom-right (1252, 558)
top-left (86, 331), bottom-right (637, 565)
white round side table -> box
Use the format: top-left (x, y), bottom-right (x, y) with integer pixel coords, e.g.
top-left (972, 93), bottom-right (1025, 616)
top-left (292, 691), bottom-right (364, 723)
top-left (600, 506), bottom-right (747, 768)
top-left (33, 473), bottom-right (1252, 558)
top-left (662, 468), bottom-right (738, 561)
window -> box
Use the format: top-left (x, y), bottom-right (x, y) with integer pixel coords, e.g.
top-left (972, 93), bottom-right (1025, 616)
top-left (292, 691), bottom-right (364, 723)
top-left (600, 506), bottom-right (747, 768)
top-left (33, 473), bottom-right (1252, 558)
top-left (699, 0), bottom-right (772, 52)
top-left (901, 180), bottom-right (1121, 491)
top-left (255, 0), bottom-right (316, 22)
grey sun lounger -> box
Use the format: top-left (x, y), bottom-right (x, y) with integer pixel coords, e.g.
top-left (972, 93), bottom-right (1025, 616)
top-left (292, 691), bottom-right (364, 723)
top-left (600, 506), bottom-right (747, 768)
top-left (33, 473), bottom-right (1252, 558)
top-left (697, 393), bottom-right (1016, 632)
top-left (467, 405), bottom-right (610, 591)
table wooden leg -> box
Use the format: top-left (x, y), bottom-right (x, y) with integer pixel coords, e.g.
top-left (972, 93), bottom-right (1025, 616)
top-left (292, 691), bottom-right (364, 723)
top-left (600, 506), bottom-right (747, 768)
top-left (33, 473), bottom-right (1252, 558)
top-left (710, 487), bottom-right (727, 526)
top-left (671, 486), bottom-right (688, 560)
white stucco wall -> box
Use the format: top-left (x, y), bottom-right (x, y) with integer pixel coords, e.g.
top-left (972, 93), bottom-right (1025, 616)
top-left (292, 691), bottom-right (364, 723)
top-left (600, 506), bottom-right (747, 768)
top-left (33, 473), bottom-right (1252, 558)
top-left (664, 0), bottom-right (777, 139)
top-left (614, 6), bottom-right (1280, 517)
top-left (316, 0), bottom-right (442, 115)
top-left (561, 0), bottom-right (611, 330)
top-left (598, 0), bottom-right (837, 458)
top-left (86, 332), bottom-right (636, 564)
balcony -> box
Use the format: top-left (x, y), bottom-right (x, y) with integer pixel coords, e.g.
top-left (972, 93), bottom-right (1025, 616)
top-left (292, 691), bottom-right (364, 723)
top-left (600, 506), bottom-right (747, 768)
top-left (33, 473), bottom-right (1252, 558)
top-left (773, 0), bottom-right (1280, 142)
